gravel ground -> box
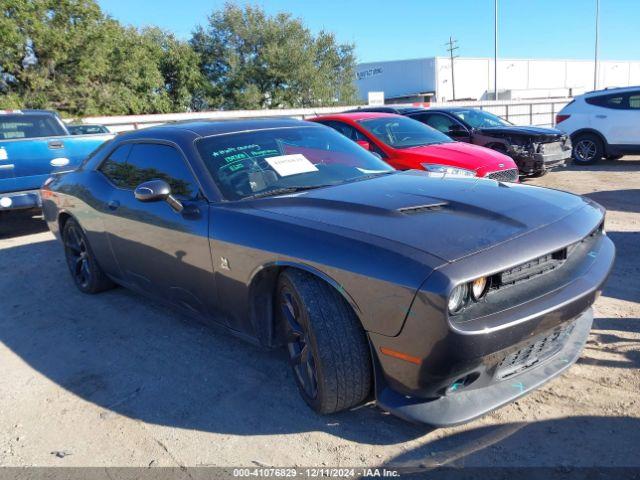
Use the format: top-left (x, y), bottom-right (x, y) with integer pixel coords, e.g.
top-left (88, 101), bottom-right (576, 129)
top-left (0, 157), bottom-right (638, 469)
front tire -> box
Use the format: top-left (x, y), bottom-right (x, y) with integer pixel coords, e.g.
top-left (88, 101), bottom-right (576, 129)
top-left (572, 133), bottom-right (604, 164)
top-left (277, 269), bottom-right (372, 414)
top-left (62, 218), bottom-right (115, 294)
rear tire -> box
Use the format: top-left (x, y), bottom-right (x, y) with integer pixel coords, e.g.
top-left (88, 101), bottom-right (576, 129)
top-left (62, 218), bottom-right (115, 294)
top-left (277, 269), bottom-right (372, 414)
top-left (572, 133), bottom-right (604, 164)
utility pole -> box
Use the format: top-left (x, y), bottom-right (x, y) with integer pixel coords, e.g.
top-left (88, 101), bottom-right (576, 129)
top-left (494, 0), bottom-right (498, 100)
top-left (445, 36), bottom-right (459, 101)
top-left (594, 0), bottom-right (600, 90)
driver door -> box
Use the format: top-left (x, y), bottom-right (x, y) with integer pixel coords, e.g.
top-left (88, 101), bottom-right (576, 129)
top-left (97, 141), bottom-right (216, 316)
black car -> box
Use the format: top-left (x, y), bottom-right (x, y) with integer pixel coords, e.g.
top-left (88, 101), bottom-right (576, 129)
top-left (351, 106), bottom-right (572, 177)
top-left (41, 118), bottom-right (614, 425)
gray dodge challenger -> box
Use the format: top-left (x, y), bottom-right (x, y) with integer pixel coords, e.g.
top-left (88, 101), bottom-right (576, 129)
top-left (41, 118), bottom-right (615, 425)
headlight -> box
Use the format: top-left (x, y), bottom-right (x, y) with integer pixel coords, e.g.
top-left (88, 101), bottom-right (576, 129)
top-left (448, 284), bottom-right (468, 314)
top-left (471, 276), bottom-right (488, 300)
top-left (421, 164), bottom-right (476, 178)
top-left (449, 277), bottom-right (489, 315)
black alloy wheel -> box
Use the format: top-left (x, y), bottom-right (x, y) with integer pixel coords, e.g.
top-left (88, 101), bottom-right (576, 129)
top-left (62, 218), bottom-right (114, 293)
top-left (281, 288), bottom-right (318, 399)
top-left (64, 221), bottom-right (91, 290)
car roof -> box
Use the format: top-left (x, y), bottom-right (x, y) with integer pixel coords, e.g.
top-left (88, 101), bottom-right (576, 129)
top-left (0, 109), bottom-right (60, 116)
top-left (344, 106), bottom-right (426, 115)
top-left (583, 85), bottom-right (640, 96)
top-left (311, 112), bottom-right (403, 121)
top-left (117, 117), bottom-right (310, 140)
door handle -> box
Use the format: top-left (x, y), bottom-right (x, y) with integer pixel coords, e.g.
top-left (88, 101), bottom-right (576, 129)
top-left (596, 114), bottom-right (607, 119)
top-left (48, 140), bottom-right (64, 149)
top-left (107, 200), bottom-right (120, 210)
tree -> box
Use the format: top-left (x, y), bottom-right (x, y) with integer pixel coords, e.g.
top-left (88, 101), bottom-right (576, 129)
top-left (191, 3), bottom-right (358, 109)
top-left (0, 0), bottom-right (205, 116)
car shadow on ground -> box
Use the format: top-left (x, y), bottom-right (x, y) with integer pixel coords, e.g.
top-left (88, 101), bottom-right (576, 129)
top-left (564, 157), bottom-right (640, 173)
top-left (0, 210), bottom-right (48, 239)
top-left (584, 189), bottom-right (640, 214)
top-left (0, 237), bottom-right (431, 445)
top-left (381, 416), bottom-right (640, 470)
top-left (601, 231), bottom-right (640, 304)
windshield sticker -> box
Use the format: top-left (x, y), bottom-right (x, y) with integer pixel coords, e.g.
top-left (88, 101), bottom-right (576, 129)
top-left (0, 148), bottom-right (7, 161)
top-left (213, 144), bottom-right (281, 173)
top-left (265, 154), bottom-right (318, 177)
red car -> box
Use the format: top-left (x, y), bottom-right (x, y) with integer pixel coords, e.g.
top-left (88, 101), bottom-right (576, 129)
top-left (309, 112), bottom-right (519, 182)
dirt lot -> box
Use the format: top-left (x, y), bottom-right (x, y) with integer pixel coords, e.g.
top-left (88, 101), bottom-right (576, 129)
top-left (0, 157), bottom-right (638, 469)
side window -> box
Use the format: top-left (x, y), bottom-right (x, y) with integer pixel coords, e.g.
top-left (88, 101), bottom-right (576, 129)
top-left (586, 94), bottom-right (627, 109)
top-left (318, 120), bottom-right (386, 158)
top-left (417, 113), bottom-right (457, 134)
top-left (628, 93), bottom-right (640, 109)
top-left (319, 120), bottom-right (363, 141)
top-left (99, 144), bottom-right (133, 182)
top-left (100, 143), bottom-right (198, 199)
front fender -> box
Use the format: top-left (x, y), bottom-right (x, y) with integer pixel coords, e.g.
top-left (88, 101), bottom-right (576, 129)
top-left (209, 205), bottom-right (440, 337)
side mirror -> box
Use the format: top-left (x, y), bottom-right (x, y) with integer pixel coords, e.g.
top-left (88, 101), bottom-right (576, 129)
top-left (356, 140), bottom-right (371, 151)
top-left (134, 179), bottom-right (183, 213)
top-left (448, 124), bottom-right (468, 135)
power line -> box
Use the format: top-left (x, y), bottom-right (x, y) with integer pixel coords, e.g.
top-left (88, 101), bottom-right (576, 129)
top-left (445, 36), bottom-right (459, 101)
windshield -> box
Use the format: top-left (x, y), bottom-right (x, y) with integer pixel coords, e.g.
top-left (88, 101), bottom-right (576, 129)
top-left (449, 109), bottom-right (511, 128)
top-left (358, 116), bottom-right (453, 148)
top-left (196, 125), bottom-right (394, 201)
top-left (0, 114), bottom-right (67, 139)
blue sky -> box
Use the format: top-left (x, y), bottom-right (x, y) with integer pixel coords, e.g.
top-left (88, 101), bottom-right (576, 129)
top-left (97, 0), bottom-right (639, 63)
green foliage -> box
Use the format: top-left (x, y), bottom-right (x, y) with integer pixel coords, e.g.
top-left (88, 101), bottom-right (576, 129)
top-left (192, 3), bottom-right (358, 109)
top-left (0, 1), bottom-right (358, 116)
top-left (0, 0), bottom-right (204, 115)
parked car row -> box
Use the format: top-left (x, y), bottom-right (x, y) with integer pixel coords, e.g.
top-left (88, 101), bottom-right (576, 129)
top-left (36, 115), bottom-right (614, 426)
top-left (345, 106), bottom-right (572, 177)
top-left (310, 112), bottom-right (520, 182)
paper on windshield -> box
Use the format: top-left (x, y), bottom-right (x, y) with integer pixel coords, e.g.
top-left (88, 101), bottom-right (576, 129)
top-left (265, 154), bottom-right (318, 177)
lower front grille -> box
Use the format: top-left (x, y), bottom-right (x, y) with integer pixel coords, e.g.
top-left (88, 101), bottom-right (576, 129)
top-left (486, 168), bottom-right (519, 183)
top-left (496, 321), bottom-right (576, 379)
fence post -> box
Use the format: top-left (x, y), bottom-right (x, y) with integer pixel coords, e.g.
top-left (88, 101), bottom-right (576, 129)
top-left (551, 103), bottom-right (555, 127)
top-left (529, 104), bottom-right (533, 125)
top-left (505, 104), bottom-right (509, 122)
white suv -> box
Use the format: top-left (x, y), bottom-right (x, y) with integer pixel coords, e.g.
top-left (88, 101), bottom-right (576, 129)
top-left (555, 86), bottom-right (640, 164)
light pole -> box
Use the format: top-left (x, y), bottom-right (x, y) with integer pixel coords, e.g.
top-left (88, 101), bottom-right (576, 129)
top-left (593, 0), bottom-right (600, 90)
top-left (494, 0), bottom-right (498, 100)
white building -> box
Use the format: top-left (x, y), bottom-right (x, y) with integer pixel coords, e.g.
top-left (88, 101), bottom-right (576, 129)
top-left (355, 56), bottom-right (640, 103)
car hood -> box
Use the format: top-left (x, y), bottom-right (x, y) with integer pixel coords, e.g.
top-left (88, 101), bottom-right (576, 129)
top-left (249, 171), bottom-right (591, 262)
top-left (399, 141), bottom-right (514, 171)
top-left (476, 125), bottom-right (566, 140)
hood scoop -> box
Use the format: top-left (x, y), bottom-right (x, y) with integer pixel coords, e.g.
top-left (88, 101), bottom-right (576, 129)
top-left (397, 201), bottom-right (449, 215)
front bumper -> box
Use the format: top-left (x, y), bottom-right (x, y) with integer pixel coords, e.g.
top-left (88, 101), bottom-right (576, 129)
top-left (368, 207), bottom-right (614, 425)
top-left (0, 189), bottom-right (41, 211)
top-left (376, 308), bottom-right (592, 426)
top-left (515, 149), bottom-right (571, 175)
